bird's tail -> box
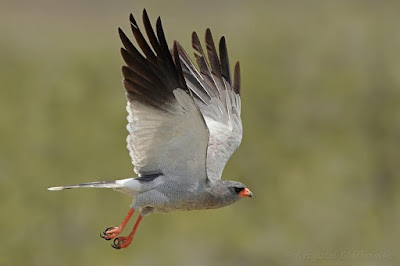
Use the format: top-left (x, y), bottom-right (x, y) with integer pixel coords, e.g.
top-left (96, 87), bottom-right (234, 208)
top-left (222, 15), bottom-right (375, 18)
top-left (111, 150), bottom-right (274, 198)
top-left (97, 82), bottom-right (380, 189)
top-left (47, 180), bottom-right (122, 191)
top-left (48, 178), bottom-right (141, 196)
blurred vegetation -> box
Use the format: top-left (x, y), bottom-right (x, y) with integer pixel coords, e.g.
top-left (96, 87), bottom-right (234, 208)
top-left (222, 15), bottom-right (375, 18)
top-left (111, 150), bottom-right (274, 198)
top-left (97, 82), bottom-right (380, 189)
top-left (1, 0), bottom-right (399, 265)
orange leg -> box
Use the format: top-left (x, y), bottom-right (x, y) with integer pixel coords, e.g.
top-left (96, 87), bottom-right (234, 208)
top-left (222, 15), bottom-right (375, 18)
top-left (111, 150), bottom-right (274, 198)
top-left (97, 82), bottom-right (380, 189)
top-left (100, 208), bottom-right (134, 240)
top-left (111, 215), bottom-right (143, 249)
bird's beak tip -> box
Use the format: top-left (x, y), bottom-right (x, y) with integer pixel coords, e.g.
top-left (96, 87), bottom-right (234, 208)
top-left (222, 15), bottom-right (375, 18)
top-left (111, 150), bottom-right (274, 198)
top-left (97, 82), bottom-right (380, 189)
top-left (239, 187), bottom-right (253, 198)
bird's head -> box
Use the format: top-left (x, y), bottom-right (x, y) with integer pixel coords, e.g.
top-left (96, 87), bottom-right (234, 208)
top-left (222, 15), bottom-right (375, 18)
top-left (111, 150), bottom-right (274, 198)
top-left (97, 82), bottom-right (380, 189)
top-left (210, 180), bottom-right (253, 206)
top-left (227, 181), bottom-right (253, 199)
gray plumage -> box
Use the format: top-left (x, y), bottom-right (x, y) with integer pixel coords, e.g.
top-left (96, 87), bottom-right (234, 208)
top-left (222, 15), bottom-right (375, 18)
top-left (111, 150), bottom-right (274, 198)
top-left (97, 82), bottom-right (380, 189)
top-left (48, 10), bottom-right (251, 224)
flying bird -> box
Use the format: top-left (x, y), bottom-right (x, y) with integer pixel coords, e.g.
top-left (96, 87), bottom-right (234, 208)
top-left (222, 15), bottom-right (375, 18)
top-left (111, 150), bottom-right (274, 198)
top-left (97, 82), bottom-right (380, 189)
top-left (48, 9), bottom-right (252, 250)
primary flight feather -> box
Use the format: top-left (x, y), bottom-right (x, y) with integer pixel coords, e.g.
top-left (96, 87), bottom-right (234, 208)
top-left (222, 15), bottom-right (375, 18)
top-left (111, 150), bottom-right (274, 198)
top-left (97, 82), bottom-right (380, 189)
top-left (48, 9), bottom-right (252, 250)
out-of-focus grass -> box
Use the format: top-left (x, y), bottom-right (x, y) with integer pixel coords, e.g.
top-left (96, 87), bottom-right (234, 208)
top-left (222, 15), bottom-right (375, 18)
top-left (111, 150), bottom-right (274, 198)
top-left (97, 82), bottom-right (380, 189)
top-left (1, 1), bottom-right (399, 265)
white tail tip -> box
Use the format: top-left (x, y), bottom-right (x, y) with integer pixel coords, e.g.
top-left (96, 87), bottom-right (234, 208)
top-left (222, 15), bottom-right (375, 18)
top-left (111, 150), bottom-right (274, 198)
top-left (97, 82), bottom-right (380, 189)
top-left (47, 186), bottom-right (64, 191)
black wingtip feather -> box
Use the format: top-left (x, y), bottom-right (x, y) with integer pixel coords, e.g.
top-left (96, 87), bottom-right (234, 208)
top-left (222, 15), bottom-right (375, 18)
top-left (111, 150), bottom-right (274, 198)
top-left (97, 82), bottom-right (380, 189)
top-left (155, 16), bottom-right (181, 86)
top-left (219, 36), bottom-right (231, 85)
top-left (192, 31), bottom-right (202, 53)
top-left (205, 28), bottom-right (224, 91)
top-left (129, 13), bottom-right (137, 27)
top-left (129, 12), bottom-right (156, 61)
top-left (142, 10), bottom-right (162, 56)
top-left (173, 41), bottom-right (188, 91)
top-left (233, 61), bottom-right (241, 95)
top-left (119, 28), bottom-right (136, 54)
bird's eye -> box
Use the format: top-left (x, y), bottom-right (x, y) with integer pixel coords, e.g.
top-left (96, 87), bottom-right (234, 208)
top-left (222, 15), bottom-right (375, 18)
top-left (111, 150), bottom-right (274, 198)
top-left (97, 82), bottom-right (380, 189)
top-left (234, 187), bottom-right (243, 193)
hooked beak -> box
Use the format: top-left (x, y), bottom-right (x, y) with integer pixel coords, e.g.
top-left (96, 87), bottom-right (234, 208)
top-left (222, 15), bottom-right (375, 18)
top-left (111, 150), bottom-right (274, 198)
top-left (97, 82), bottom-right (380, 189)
top-left (239, 188), bottom-right (253, 198)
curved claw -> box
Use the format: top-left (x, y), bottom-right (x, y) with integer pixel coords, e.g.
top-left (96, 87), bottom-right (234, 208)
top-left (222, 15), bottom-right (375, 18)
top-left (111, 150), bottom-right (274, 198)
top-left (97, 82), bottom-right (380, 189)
top-left (104, 227), bottom-right (115, 233)
top-left (111, 244), bottom-right (120, 249)
top-left (112, 237), bottom-right (124, 249)
top-left (100, 227), bottom-right (117, 240)
top-left (100, 232), bottom-right (112, 241)
top-left (111, 236), bottom-right (133, 249)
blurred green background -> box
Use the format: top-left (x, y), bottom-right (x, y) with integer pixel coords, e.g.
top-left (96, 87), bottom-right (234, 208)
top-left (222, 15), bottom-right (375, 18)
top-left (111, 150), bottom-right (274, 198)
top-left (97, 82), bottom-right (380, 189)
top-left (1, 0), bottom-right (399, 265)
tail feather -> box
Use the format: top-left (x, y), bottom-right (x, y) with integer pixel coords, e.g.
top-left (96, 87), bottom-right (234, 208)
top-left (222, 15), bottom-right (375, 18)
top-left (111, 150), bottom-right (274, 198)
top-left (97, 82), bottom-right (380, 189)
top-left (48, 180), bottom-right (122, 191)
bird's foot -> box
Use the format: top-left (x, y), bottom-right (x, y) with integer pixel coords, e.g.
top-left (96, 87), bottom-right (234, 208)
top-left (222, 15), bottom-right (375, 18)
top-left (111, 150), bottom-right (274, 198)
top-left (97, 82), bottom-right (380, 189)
top-left (110, 215), bottom-right (143, 250)
top-left (111, 236), bottom-right (133, 249)
top-left (100, 226), bottom-right (122, 240)
top-left (100, 208), bottom-right (135, 241)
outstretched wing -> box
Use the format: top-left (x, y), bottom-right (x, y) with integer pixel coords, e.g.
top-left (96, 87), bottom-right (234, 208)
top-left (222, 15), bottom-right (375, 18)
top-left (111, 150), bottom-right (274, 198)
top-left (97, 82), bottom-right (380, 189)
top-left (120, 10), bottom-right (209, 184)
top-left (176, 30), bottom-right (242, 180)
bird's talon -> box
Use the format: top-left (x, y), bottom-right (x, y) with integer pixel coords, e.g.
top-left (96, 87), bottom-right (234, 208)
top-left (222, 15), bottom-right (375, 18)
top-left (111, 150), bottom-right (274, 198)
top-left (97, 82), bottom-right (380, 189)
top-left (111, 242), bottom-right (121, 249)
top-left (111, 245), bottom-right (120, 249)
top-left (112, 237), bottom-right (123, 249)
top-left (111, 236), bottom-right (132, 249)
top-left (100, 231), bottom-right (112, 240)
top-left (113, 237), bottom-right (123, 245)
top-left (100, 226), bottom-right (119, 240)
